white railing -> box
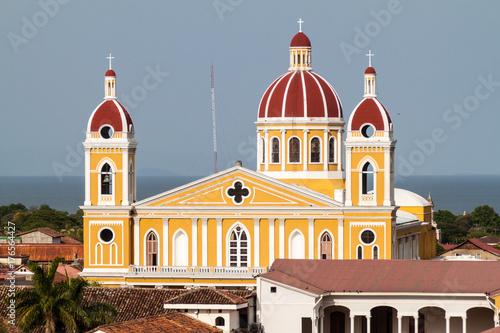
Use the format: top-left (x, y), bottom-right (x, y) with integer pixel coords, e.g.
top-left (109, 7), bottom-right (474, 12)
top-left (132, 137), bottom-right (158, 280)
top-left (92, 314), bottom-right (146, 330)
top-left (128, 265), bottom-right (268, 278)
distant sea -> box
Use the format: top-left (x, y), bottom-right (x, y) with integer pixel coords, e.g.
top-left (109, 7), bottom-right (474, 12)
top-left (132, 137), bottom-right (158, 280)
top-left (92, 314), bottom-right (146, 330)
top-left (0, 175), bottom-right (499, 215)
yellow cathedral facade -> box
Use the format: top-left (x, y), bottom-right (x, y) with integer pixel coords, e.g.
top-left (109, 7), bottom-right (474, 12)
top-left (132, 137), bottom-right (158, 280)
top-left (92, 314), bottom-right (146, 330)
top-left (81, 26), bottom-right (436, 288)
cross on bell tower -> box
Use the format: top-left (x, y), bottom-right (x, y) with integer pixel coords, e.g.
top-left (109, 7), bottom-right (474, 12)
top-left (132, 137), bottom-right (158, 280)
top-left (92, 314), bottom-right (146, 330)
top-left (107, 53), bottom-right (114, 69)
top-left (297, 18), bottom-right (304, 32)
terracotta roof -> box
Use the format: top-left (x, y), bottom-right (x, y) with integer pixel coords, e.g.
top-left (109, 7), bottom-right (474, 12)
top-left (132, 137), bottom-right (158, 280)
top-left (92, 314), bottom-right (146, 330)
top-left (105, 69), bottom-right (116, 77)
top-left (349, 98), bottom-right (392, 132)
top-left (482, 326), bottom-right (500, 333)
top-left (14, 227), bottom-right (81, 244)
top-left (87, 313), bottom-right (222, 333)
top-left (0, 244), bottom-right (83, 262)
top-left (442, 238), bottom-right (500, 257)
top-left (365, 66), bottom-right (376, 74)
top-left (88, 100), bottom-right (133, 133)
top-left (261, 259), bottom-right (500, 296)
top-left (165, 287), bottom-right (248, 305)
top-left (441, 244), bottom-right (457, 251)
top-left (480, 235), bottom-right (500, 245)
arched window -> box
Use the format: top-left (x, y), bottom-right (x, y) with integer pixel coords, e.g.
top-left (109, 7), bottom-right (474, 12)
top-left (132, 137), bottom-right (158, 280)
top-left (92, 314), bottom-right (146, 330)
top-left (261, 137), bottom-right (266, 164)
top-left (320, 232), bottom-right (332, 259)
top-left (362, 162), bottom-right (374, 194)
top-left (289, 137), bottom-right (301, 163)
top-left (229, 226), bottom-right (248, 267)
top-left (329, 137), bottom-right (335, 163)
top-left (373, 245), bottom-right (379, 260)
top-left (310, 137), bottom-right (320, 163)
top-left (101, 163), bottom-right (112, 195)
top-left (271, 137), bottom-right (280, 163)
top-left (173, 230), bottom-right (188, 266)
top-left (357, 245), bottom-right (363, 259)
top-left (146, 231), bottom-right (158, 266)
top-left (289, 230), bottom-right (305, 259)
top-left (215, 317), bottom-right (225, 326)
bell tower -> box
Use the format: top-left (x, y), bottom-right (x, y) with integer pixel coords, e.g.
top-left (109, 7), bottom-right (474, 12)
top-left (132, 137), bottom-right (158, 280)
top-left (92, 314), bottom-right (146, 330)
top-left (83, 54), bottom-right (137, 207)
top-left (345, 52), bottom-right (396, 207)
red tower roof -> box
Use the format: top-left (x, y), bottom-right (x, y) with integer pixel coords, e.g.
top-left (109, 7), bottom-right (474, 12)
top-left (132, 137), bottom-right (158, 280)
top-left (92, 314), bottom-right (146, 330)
top-left (105, 69), bottom-right (116, 77)
top-left (348, 98), bottom-right (392, 131)
top-left (290, 32), bottom-right (311, 47)
top-left (258, 71), bottom-right (342, 119)
top-left (87, 100), bottom-right (133, 133)
top-left (365, 66), bottom-right (376, 74)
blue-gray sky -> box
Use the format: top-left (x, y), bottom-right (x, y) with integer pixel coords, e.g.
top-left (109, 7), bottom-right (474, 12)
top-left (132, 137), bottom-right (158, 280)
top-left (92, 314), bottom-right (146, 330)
top-left (1, 0), bottom-right (499, 179)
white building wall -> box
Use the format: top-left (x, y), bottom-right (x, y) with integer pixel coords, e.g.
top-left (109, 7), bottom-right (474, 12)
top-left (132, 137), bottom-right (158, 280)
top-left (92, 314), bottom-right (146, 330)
top-left (185, 309), bottom-right (238, 333)
top-left (258, 279), bottom-right (316, 333)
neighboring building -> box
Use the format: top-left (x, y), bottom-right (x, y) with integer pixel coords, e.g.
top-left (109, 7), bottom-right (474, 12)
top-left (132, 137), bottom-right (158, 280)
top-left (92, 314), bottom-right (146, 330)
top-left (163, 287), bottom-right (254, 332)
top-left (0, 243), bottom-right (83, 263)
top-left (257, 259), bottom-right (500, 333)
top-left (480, 235), bottom-right (500, 247)
top-left (81, 24), bottom-right (436, 288)
top-left (437, 238), bottom-right (500, 260)
top-left (87, 313), bottom-right (222, 333)
top-left (15, 227), bottom-right (82, 244)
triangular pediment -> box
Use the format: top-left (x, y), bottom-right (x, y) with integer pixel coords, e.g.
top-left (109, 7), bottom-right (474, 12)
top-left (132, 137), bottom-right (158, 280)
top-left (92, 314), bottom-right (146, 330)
top-left (134, 167), bottom-right (340, 208)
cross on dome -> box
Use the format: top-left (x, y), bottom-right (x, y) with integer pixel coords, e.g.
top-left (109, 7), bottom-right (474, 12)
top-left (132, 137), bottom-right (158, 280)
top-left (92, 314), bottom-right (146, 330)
top-left (366, 50), bottom-right (374, 67)
top-left (107, 53), bottom-right (114, 70)
top-left (297, 18), bottom-right (304, 32)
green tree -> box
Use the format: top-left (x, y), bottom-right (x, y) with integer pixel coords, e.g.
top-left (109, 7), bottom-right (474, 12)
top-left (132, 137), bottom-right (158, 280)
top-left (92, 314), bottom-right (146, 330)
top-left (434, 210), bottom-right (456, 224)
top-left (471, 205), bottom-right (500, 228)
top-left (6, 258), bottom-right (116, 333)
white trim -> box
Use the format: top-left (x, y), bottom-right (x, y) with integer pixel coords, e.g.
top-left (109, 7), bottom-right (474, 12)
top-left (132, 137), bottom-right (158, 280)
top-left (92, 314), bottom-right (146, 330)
top-left (309, 136), bottom-right (322, 164)
top-left (97, 227), bottom-right (115, 244)
top-left (308, 219), bottom-right (314, 259)
top-left (262, 73), bottom-right (289, 118)
top-left (318, 229), bottom-right (334, 260)
top-left (225, 180), bottom-right (251, 205)
top-left (225, 222), bottom-right (251, 267)
top-left (372, 244), bottom-right (379, 259)
top-left (110, 242), bottom-right (118, 264)
top-left (162, 218), bottom-right (169, 266)
top-left (281, 72), bottom-right (297, 118)
top-left (96, 158), bottom-right (117, 206)
top-left (143, 228), bottom-right (160, 266)
top-left (259, 170), bottom-right (344, 180)
top-left (278, 219), bottom-right (285, 258)
top-left (269, 218), bottom-right (275, 265)
top-left (269, 136), bottom-right (281, 164)
top-left (202, 218), bottom-right (208, 266)
top-left (328, 136), bottom-right (336, 164)
top-left (95, 243), bottom-right (103, 265)
top-left (359, 228), bottom-right (377, 246)
top-left (164, 303), bottom-right (248, 310)
top-left (216, 218), bottom-right (222, 266)
top-left (191, 218), bottom-right (198, 266)
top-left (172, 229), bottom-right (189, 266)
top-left (254, 218), bottom-right (260, 267)
top-left (338, 219), bottom-right (344, 259)
top-left (288, 229), bottom-right (306, 259)
top-left (134, 218), bottom-right (140, 265)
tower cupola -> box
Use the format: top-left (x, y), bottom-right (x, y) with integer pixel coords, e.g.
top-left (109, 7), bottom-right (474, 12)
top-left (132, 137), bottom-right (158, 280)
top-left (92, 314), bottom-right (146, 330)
top-left (289, 18), bottom-right (312, 71)
top-left (364, 50), bottom-right (376, 98)
top-left (105, 53), bottom-right (117, 100)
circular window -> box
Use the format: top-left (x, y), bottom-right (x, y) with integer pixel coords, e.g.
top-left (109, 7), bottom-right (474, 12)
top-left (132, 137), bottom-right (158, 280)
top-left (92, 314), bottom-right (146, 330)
top-left (360, 230), bottom-right (375, 245)
top-left (100, 126), bottom-right (114, 139)
top-left (99, 228), bottom-right (115, 243)
top-left (361, 124), bottom-right (375, 138)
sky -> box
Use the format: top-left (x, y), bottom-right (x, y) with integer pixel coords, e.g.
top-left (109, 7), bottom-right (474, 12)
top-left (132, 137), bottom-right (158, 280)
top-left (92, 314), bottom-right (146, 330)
top-left (1, 0), bottom-right (499, 180)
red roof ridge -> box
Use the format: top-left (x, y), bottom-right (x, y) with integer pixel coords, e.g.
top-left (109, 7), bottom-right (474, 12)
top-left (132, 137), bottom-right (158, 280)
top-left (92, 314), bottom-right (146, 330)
top-left (165, 287), bottom-right (248, 305)
top-left (467, 238), bottom-right (500, 256)
top-left (15, 227), bottom-right (65, 238)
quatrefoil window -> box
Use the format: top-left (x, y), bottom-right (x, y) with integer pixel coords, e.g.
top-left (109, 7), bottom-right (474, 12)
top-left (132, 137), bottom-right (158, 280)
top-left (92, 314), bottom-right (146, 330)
top-left (226, 181), bottom-right (250, 205)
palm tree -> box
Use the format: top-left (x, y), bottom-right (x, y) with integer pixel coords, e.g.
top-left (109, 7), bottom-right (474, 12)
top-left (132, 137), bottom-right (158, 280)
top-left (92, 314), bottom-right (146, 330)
top-left (6, 257), bottom-right (116, 333)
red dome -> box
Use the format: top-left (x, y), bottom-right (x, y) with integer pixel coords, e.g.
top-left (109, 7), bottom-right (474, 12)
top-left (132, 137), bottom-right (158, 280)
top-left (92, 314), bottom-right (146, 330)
top-left (258, 71), bottom-right (342, 119)
top-left (105, 69), bottom-right (116, 77)
top-left (365, 67), bottom-right (376, 74)
top-left (87, 100), bottom-right (133, 133)
top-left (348, 98), bottom-right (392, 132)
top-left (290, 32), bottom-right (311, 47)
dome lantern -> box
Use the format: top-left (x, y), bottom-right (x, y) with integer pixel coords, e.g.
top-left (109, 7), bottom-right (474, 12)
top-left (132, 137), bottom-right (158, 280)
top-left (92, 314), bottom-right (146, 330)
top-left (105, 53), bottom-right (117, 100)
top-left (289, 18), bottom-right (312, 71)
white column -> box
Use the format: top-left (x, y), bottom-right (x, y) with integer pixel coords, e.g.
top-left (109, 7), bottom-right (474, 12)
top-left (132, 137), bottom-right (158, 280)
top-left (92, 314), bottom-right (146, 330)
top-left (323, 130), bottom-right (328, 171)
top-left (84, 148), bottom-right (91, 205)
top-left (254, 218), bottom-right (260, 267)
top-left (217, 218), bottom-right (222, 266)
top-left (397, 315), bottom-right (402, 333)
top-left (462, 315), bottom-right (467, 333)
top-left (383, 148), bottom-right (391, 206)
top-left (281, 129), bottom-right (286, 171)
top-left (338, 129), bottom-right (344, 171)
top-left (366, 315), bottom-right (371, 333)
top-left (191, 218), bottom-right (198, 266)
top-left (264, 130), bottom-right (269, 171)
top-left (350, 315), bottom-right (355, 333)
top-left (122, 148), bottom-right (129, 206)
top-left (133, 217), bottom-right (140, 265)
top-left (269, 218), bottom-right (275, 265)
top-left (201, 218), bottom-right (208, 266)
top-left (338, 218), bottom-right (344, 259)
top-left (162, 218), bottom-right (169, 266)
top-left (414, 315), bottom-right (419, 333)
top-left (445, 315), bottom-right (451, 333)
top-left (279, 218), bottom-right (285, 258)
top-left (308, 218), bottom-right (314, 259)
top-left (303, 129), bottom-right (309, 171)
top-left (345, 147), bottom-right (352, 206)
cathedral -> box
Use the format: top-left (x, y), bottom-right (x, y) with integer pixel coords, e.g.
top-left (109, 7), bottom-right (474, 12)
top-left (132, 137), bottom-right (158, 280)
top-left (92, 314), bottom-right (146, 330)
top-left (81, 25), bottom-right (436, 288)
